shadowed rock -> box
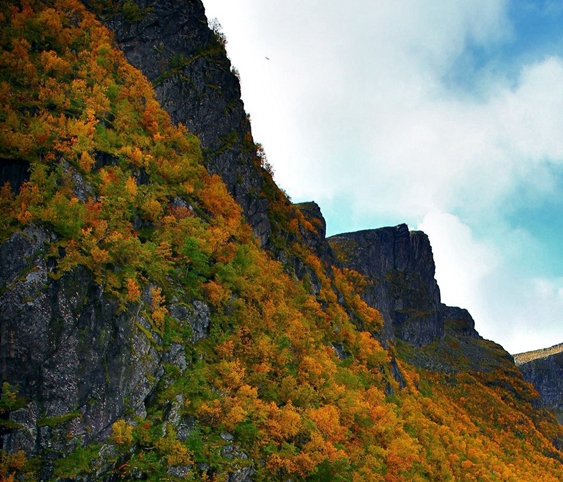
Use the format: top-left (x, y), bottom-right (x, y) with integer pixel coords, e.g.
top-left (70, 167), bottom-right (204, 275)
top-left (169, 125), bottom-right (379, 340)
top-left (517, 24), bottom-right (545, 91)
top-left (329, 224), bottom-right (444, 346)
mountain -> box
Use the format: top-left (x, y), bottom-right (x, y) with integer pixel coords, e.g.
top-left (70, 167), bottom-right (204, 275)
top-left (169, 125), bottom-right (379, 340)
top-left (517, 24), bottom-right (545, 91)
top-left (515, 344), bottom-right (563, 423)
top-left (2, 1), bottom-right (563, 480)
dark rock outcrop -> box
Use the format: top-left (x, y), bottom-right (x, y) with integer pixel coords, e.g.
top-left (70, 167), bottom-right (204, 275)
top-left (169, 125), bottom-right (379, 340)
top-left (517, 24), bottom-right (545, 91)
top-left (516, 346), bottom-right (563, 422)
top-left (93, 0), bottom-right (271, 245)
top-left (295, 201), bottom-right (335, 265)
top-left (0, 227), bottom-right (205, 475)
top-left (441, 304), bottom-right (480, 339)
top-left (0, 158), bottom-right (30, 193)
top-left (326, 224), bottom-right (513, 373)
top-left (328, 224), bottom-right (444, 346)
top-left (286, 202), bottom-right (336, 295)
top-left (1, 228), bottom-right (142, 455)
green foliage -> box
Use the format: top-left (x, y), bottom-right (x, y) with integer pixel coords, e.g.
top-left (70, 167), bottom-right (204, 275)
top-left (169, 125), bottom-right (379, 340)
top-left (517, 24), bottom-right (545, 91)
top-left (41, 192), bottom-right (87, 238)
top-left (0, 383), bottom-right (25, 414)
top-left (233, 420), bottom-right (259, 448)
top-left (53, 444), bottom-right (101, 479)
top-left (37, 411), bottom-right (81, 427)
top-left (122, 0), bottom-right (150, 24)
top-left (180, 236), bottom-right (210, 294)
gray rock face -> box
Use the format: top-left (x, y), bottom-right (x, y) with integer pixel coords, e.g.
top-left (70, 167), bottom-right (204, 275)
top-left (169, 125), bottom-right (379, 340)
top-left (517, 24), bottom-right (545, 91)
top-left (326, 223), bottom-right (511, 375)
top-left (328, 224), bottom-right (444, 346)
top-left (169, 300), bottom-right (210, 343)
top-left (518, 352), bottom-right (563, 421)
top-left (0, 227), bottom-right (179, 470)
top-left (441, 304), bottom-right (480, 339)
top-left (286, 202), bottom-right (336, 295)
top-left (295, 202), bottom-right (326, 249)
top-left (94, 0), bottom-right (271, 245)
top-left (327, 225), bottom-right (486, 349)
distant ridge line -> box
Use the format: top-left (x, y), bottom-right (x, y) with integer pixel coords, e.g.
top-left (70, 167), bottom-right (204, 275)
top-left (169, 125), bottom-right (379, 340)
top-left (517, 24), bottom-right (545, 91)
top-left (513, 342), bottom-right (563, 366)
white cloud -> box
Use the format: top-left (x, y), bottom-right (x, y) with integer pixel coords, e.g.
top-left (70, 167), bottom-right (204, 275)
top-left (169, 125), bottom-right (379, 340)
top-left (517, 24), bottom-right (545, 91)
top-left (496, 57), bottom-right (563, 164)
top-left (203, 0), bottom-right (512, 204)
top-left (418, 212), bottom-right (497, 311)
top-left (330, 56), bottom-right (563, 231)
top-left (481, 274), bottom-right (563, 354)
top-left (419, 212), bottom-right (563, 354)
top-left (206, 0), bottom-right (563, 221)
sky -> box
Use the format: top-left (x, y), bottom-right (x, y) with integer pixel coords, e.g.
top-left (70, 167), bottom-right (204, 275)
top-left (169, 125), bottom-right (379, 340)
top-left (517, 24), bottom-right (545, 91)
top-left (202, 0), bottom-right (563, 354)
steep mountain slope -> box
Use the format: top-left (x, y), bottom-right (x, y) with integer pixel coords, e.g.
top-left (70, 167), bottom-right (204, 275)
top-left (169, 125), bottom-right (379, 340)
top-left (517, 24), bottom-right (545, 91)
top-left (81, 0), bottom-right (279, 249)
top-left (1, 1), bottom-right (563, 481)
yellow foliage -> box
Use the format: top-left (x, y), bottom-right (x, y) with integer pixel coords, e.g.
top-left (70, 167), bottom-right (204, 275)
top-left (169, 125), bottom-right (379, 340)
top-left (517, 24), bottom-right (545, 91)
top-left (200, 174), bottom-right (242, 230)
top-left (111, 419), bottom-right (133, 445)
top-left (216, 340), bottom-right (235, 358)
top-left (203, 280), bottom-right (231, 307)
top-left (37, 7), bottom-right (63, 33)
top-left (0, 449), bottom-right (26, 482)
top-left (216, 360), bottom-right (245, 392)
top-left (197, 399), bottom-right (222, 426)
top-left (90, 246), bottom-right (109, 264)
top-left (224, 404), bottom-right (246, 431)
top-left (124, 176), bottom-right (138, 196)
top-left (150, 287), bottom-right (168, 329)
top-left (156, 427), bottom-right (193, 466)
top-left (266, 402), bottom-right (302, 441)
top-left (308, 404), bottom-right (344, 442)
top-left (142, 199), bottom-right (163, 222)
top-left (356, 331), bottom-right (387, 367)
top-left (78, 151), bottom-right (95, 172)
top-left (126, 278), bottom-right (141, 302)
top-left (40, 50), bottom-right (71, 75)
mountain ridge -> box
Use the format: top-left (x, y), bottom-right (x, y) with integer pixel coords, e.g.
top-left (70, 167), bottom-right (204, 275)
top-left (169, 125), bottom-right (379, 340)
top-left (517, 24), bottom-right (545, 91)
top-left (515, 343), bottom-right (563, 423)
top-left (514, 342), bottom-right (563, 366)
top-left (1, 0), bottom-right (563, 480)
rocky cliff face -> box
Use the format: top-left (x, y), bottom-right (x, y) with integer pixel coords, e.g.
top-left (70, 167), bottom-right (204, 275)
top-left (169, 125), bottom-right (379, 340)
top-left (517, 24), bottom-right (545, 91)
top-left (326, 225), bottom-right (511, 375)
top-left (294, 202), bottom-right (332, 262)
top-left (518, 355), bottom-right (563, 422)
top-left (327, 225), bottom-right (487, 352)
top-left (440, 305), bottom-right (480, 339)
top-left (87, 0), bottom-right (511, 356)
top-left (328, 224), bottom-right (444, 346)
top-left (515, 345), bottom-right (563, 422)
top-left (91, 0), bottom-right (272, 245)
top-left (0, 227), bottom-right (209, 478)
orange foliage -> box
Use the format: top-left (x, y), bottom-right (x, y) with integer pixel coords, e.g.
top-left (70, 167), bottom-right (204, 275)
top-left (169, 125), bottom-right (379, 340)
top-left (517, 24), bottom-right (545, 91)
top-left (126, 278), bottom-right (141, 302)
top-left (3, 2), bottom-right (563, 481)
top-left (150, 286), bottom-right (168, 330)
